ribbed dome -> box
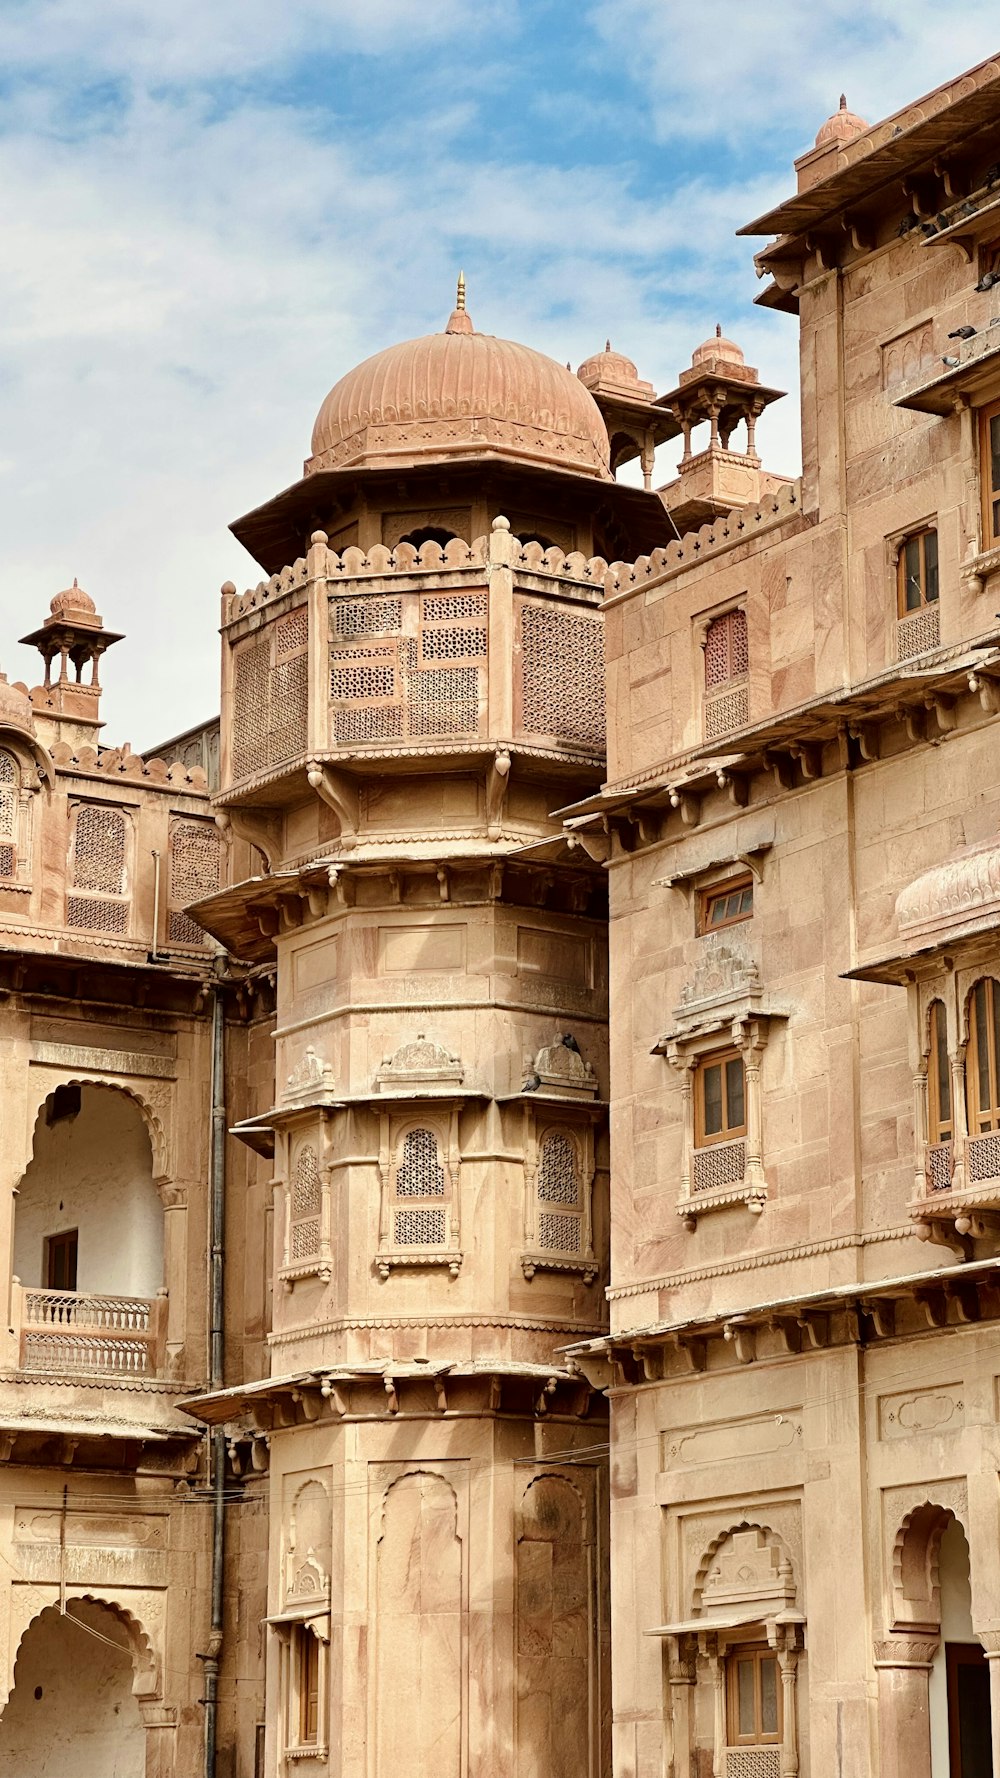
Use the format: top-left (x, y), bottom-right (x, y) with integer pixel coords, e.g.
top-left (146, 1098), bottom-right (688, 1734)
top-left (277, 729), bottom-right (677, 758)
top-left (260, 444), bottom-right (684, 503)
top-left (815, 94), bottom-right (868, 147)
top-left (577, 342), bottom-right (652, 398)
top-left (50, 578), bottom-right (97, 620)
top-left (307, 302), bottom-right (611, 480)
top-left (691, 325), bottom-right (745, 370)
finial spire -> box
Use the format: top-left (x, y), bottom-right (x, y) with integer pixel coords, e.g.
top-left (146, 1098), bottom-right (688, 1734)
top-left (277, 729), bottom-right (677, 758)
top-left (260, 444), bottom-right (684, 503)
top-left (445, 272), bottom-right (474, 335)
top-left (839, 93), bottom-right (847, 110)
top-left (716, 322), bottom-right (722, 337)
top-left (456, 270), bottom-right (466, 312)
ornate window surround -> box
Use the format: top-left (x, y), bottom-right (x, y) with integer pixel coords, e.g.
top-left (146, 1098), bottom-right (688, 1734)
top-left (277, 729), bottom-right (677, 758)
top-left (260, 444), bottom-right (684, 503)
top-left (654, 944), bottom-right (786, 1229)
top-left (375, 1106), bottom-right (463, 1279)
top-left (521, 1117), bottom-right (598, 1284)
top-left (908, 954), bottom-right (1000, 1246)
top-left (0, 742), bottom-right (37, 893)
top-left (276, 1115), bottom-right (333, 1289)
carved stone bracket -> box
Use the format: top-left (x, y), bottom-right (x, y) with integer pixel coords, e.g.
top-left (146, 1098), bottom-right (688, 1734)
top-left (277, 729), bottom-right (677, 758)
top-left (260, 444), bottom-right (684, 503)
top-left (307, 760), bottom-right (360, 846)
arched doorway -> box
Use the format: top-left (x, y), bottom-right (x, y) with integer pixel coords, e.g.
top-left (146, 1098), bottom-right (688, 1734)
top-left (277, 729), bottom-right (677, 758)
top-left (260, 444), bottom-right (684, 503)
top-left (0, 1600), bottom-right (145, 1775)
top-left (929, 1521), bottom-right (991, 1778)
top-left (15, 1084), bottom-right (163, 1297)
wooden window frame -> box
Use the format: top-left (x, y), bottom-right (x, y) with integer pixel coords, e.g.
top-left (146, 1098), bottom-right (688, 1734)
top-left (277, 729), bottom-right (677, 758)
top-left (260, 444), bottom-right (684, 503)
top-left (896, 527), bottom-right (939, 616)
top-left (726, 1644), bottom-right (782, 1747)
top-left (981, 398), bottom-right (1000, 548)
top-left (928, 1000), bottom-right (953, 1143)
top-left (694, 1048), bottom-right (747, 1148)
top-left (297, 1625), bottom-right (320, 1747)
top-left (968, 977), bottom-right (1000, 1134)
top-left (700, 874), bottom-right (754, 935)
top-left (44, 1228), bottom-right (78, 1293)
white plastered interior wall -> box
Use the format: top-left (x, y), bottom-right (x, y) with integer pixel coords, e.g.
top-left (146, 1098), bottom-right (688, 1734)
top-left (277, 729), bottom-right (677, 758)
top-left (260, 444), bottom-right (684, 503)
top-left (13, 1085), bottom-right (164, 1297)
top-left (928, 1518), bottom-right (976, 1778)
top-left (0, 1599), bottom-right (144, 1777)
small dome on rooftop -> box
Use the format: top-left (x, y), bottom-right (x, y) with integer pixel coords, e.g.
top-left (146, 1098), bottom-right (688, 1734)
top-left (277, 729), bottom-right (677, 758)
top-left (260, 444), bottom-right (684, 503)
top-left (691, 324), bottom-right (745, 370)
top-left (815, 94), bottom-right (868, 147)
top-left (0, 673), bottom-right (35, 738)
top-left (49, 578), bottom-right (97, 619)
top-left (577, 341), bottom-right (651, 394)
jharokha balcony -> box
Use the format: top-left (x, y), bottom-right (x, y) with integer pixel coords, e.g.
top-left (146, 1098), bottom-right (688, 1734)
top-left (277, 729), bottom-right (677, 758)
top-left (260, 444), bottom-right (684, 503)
top-left (11, 1284), bottom-right (168, 1380)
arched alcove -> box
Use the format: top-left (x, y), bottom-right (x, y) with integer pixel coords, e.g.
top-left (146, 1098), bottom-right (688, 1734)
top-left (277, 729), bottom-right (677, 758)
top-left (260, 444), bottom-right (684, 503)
top-left (14, 1083), bottom-right (164, 1297)
top-left (0, 1600), bottom-right (145, 1776)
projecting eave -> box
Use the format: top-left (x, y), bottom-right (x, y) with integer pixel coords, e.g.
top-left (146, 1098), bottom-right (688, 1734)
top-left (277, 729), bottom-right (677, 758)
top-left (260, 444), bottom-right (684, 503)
top-left (565, 1254), bottom-right (1000, 1360)
top-left (181, 1359), bottom-right (598, 1427)
top-left (739, 54), bottom-right (1000, 241)
top-left (843, 911), bottom-right (1000, 985)
top-left (893, 329), bottom-right (1000, 415)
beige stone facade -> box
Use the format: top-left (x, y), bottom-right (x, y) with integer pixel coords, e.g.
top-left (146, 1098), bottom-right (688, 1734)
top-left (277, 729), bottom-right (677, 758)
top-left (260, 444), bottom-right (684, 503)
top-left (5, 50), bottom-right (1000, 1778)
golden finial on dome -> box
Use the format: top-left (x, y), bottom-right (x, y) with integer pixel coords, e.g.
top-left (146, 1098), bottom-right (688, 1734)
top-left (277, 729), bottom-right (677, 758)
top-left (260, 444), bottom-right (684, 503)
top-left (445, 271), bottom-right (474, 336)
top-left (456, 270), bottom-right (466, 312)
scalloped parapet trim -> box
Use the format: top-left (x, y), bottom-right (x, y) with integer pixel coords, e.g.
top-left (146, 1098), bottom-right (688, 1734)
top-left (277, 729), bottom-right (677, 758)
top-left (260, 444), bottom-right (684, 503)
top-left (603, 480), bottom-right (803, 600)
top-left (48, 740), bottom-right (209, 792)
top-left (835, 58), bottom-right (1000, 172)
top-left (226, 486), bottom-right (803, 628)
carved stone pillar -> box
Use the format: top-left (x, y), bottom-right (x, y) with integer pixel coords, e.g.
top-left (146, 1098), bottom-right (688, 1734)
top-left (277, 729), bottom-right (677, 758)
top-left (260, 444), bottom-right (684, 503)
top-left (159, 1182), bottom-right (188, 1375)
top-left (873, 1637), bottom-right (938, 1778)
top-left (139, 1702), bottom-right (178, 1778)
top-left (950, 1047), bottom-right (969, 1193)
top-left (776, 1640), bottom-right (800, 1778)
top-left (738, 1023), bottom-right (768, 1208)
top-left (666, 1633), bottom-right (697, 1778)
top-left (976, 1632), bottom-right (1000, 1778)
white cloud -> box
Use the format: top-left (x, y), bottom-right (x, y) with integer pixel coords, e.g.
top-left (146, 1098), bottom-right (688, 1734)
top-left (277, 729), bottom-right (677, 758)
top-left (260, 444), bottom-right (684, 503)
top-left (0, 3), bottom-right (993, 743)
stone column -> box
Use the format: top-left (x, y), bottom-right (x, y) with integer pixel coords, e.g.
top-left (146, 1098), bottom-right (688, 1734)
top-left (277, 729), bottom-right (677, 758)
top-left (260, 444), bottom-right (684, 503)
top-left (666, 1634), bottom-right (697, 1778)
top-left (975, 1632), bottom-right (1000, 1778)
top-left (777, 1643), bottom-right (799, 1778)
top-left (873, 1637), bottom-right (938, 1778)
top-left (139, 1703), bottom-right (178, 1778)
top-left (159, 1182), bottom-right (188, 1376)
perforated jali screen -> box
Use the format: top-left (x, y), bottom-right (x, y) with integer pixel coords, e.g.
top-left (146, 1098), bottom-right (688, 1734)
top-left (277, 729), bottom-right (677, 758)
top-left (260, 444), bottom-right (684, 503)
top-left (692, 1139), bottom-right (746, 1193)
top-left (68, 805), bottom-right (128, 934)
top-left (231, 608), bottom-right (309, 781)
top-left (896, 603), bottom-right (940, 661)
top-left (537, 1131), bottom-right (584, 1250)
top-left (393, 1128), bottom-right (448, 1246)
top-left (704, 608), bottom-right (749, 740)
top-left (0, 750), bottom-right (17, 879)
top-left (289, 1144), bottom-right (322, 1262)
top-left (725, 1749), bottom-right (781, 1778)
top-left (517, 602), bottom-right (605, 750)
top-left (329, 591), bottom-right (486, 745)
top-left (168, 819), bottom-right (224, 945)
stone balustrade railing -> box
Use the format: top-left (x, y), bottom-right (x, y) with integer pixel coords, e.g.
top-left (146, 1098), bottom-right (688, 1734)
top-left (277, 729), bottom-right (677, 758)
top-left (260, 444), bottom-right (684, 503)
top-left (13, 1284), bottom-right (167, 1378)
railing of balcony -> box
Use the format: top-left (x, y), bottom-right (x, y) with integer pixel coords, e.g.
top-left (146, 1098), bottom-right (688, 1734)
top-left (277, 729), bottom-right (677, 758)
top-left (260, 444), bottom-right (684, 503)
top-left (13, 1285), bottom-right (166, 1377)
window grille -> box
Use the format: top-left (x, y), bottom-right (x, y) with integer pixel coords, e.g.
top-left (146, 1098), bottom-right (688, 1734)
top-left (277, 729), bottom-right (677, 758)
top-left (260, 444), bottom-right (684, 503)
top-left (289, 1145), bottom-right (322, 1261)
top-left (0, 750), bottom-right (17, 879)
top-left (926, 1141), bottom-right (954, 1190)
top-left (704, 609), bottom-right (749, 738)
top-left (68, 805), bottom-right (128, 933)
top-left (167, 819), bottom-right (223, 945)
top-left (896, 603), bottom-right (940, 661)
top-left (692, 1138), bottom-right (746, 1192)
top-left (392, 1128), bottom-right (448, 1246)
top-left (231, 624), bottom-right (309, 781)
top-left (538, 1133), bottom-right (580, 1204)
top-left (518, 604), bottom-right (605, 749)
top-left (332, 596), bottom-right (402, 639)
top-left (725, 1751), bottom-right (781, 1778)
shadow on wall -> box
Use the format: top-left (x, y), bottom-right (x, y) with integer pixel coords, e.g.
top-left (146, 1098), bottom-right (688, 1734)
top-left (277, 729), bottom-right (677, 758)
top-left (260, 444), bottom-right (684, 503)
top-left (0, 1600), bottom-right (144, 1776)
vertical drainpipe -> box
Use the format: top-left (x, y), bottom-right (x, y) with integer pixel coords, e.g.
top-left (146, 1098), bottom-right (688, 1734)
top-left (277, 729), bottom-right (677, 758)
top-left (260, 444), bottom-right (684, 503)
top-left (204, 958), bottom-right (227, 1778)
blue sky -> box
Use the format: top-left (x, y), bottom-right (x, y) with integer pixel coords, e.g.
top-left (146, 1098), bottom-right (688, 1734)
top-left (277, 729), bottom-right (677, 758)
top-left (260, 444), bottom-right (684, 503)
top-left (0, 1), bottom-right (998, 743)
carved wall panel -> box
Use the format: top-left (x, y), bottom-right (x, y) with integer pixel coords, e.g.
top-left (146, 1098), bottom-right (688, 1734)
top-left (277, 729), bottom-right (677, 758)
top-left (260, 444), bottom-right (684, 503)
top-left (515, 1473), bottom-right (593, 1778)
top-left (373, 1470), bottom-right (465, 1778)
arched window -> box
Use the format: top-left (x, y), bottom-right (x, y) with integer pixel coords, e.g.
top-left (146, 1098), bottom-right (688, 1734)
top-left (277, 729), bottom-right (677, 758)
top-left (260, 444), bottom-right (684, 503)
top-left (288, 1145), bottom-right (321, 1264)
top-left (928, 1001), bottom-right (952, 1143)
top-left (536, 1132), bottom-right (582, 1254)
top-left (0, 749), bottom-right (18, 879)
top-left (392, 1127), bottom-right (447, 1246)
top-left (68, 804), bottom-right (129, 934)
top-left (967, 978), bottom-right (1000, 1134)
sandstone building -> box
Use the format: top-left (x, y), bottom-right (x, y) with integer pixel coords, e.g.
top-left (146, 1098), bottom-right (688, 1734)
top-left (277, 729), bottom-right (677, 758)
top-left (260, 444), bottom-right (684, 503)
top-left (0, 47), bottom-right (999, 1778)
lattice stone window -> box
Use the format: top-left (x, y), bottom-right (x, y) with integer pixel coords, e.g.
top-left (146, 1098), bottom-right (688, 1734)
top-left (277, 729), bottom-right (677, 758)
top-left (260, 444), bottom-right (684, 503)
top-left (289, 1145), bottom-right (322, 1262)
top-left (661, 1011), bottom-right (781, 1227)
top-left (329, 590), bottom-right (486, 745)
top-left (280, 1137), bottom-right (331, 1285)
top-left (231, 612), bottom-right (309, 782)
top-left (393, 1129), bottom-right (447, 1246)
top-left (517, 602), bottom-right (605, 750)
top-left (67, 804), bottom-right (129, 934)
top-left (167, 818), bottom-right (223, 946)
top-left (537, 1132), bottom-right (582, 1253)
top-left (0, 749), bottom-right (18, 880)
top-left (703, 608), bottom-right (749, 740)
top-left (376, 1118), bottom-right (462, 1277)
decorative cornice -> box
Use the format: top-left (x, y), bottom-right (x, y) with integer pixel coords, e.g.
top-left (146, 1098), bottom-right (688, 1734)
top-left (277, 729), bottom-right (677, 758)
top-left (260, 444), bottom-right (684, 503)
top-left (606, 1224), bottom-right (911, 1301)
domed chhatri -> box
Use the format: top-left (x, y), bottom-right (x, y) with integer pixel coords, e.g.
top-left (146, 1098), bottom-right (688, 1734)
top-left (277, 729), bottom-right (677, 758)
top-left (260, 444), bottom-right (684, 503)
top-left (307, 281), bottom-right (612, 480)
top-left (690, 324), bottom-right (746, 374)
top-left (49, 578), bottom-right (98, 622)
top-left (815, 93), bottom-right (869, 148)
top-left (577, 341), bottom-right (654, 400)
